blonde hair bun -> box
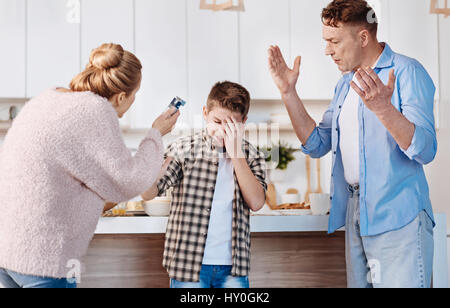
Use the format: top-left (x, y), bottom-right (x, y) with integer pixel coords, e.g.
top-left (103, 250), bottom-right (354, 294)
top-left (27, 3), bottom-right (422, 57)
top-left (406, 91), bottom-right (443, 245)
top-left (89, 43), bottom-right (124, 70)
top-left (70, 43), bottom-right (142, 100)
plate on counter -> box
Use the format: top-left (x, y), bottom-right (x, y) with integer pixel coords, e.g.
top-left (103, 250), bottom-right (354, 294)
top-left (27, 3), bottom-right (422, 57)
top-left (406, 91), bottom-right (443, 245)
top-left (274, 209), bottom-right (312, 216)
top-left (251, 205), bottom-right (312, 216)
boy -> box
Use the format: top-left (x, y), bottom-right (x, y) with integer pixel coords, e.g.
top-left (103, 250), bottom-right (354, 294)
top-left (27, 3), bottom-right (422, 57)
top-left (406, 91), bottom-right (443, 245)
top-left (142, 81), bottom-right (267, 288)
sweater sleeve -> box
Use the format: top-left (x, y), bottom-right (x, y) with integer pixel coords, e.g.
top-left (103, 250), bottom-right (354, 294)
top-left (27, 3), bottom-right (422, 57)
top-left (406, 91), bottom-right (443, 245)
top-left (56, 98), bottom-right (164, 203)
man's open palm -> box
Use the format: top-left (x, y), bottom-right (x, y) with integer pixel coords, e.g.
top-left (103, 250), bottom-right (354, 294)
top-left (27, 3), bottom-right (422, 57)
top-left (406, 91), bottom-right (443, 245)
top-left (268, 45), bottom-right (301, 95)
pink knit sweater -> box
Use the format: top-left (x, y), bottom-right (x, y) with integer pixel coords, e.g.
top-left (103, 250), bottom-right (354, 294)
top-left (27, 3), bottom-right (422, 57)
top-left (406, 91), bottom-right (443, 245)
top-left (0, 88), bottom-right (164, 278)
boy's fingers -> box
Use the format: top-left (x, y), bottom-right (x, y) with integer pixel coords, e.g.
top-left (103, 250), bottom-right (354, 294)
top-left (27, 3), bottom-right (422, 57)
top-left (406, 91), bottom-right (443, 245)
top-left (227, 117), bottom-right (237, 132)
top-left (223, 122), bottom-right (232, 136)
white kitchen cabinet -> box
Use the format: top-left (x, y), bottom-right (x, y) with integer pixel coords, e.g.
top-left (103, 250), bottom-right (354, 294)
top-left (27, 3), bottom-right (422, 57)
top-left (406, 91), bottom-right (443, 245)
top-left (387, 0), bottom-right (440, 99)
top-left (132, 0), bottom-right (188, 129)
top-left (366, 0), bottom-right (390, 44)
top-left (80, 0), bottom-right (134, 66)
top-left (0, 0), bottom-right (26, 98)
top-left (187, 0), bottom-right (240, 126)
top-left (80, 0), bottom-right (134, 127)
top-left (239, 0), bottom-right (291, 100)
top-left (27, 0), bottom-right (81, 98)
top-left (290, 0), bottom-right (341, 100)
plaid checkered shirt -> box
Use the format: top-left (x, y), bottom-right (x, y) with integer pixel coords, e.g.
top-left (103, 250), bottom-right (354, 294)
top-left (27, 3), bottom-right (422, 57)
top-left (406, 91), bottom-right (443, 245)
top-left (157, 129), bottom-right (267, 282)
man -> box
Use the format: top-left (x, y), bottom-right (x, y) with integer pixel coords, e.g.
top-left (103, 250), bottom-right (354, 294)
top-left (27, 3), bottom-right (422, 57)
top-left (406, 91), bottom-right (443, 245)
top-left (268, 0), bottom-right (436, 288)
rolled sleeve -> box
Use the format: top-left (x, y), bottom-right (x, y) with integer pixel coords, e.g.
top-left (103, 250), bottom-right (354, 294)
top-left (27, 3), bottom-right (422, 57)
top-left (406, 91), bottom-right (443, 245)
top-left (157, 142), bottom-right (183, 197)
top-left (402, 124), bottom-right (437, 165)
top-left (301, 128), bottom-right (322, 154)
top-left (157, 159), bottom-right (182, 197)
top-left (300, 108), bottom-right (333, 158)
top-left (398, 62), bottom-right (437, 165)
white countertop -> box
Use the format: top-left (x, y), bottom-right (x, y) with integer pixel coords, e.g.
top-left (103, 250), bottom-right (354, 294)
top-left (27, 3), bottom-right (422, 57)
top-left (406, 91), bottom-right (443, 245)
top-left (95, 215), bottom-right (332, 234)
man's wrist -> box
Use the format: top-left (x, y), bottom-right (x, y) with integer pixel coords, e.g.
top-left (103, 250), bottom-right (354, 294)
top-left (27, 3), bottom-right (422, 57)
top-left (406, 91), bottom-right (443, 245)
top-left (281, 89), bottom-right (299, 101)
top-left (375, 102), bottom-right (396, 121)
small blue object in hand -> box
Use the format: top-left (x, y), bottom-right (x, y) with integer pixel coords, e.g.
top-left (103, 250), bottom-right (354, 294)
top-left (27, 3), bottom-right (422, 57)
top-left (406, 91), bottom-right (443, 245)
top-left (169, 97), bottom-right (187, 110)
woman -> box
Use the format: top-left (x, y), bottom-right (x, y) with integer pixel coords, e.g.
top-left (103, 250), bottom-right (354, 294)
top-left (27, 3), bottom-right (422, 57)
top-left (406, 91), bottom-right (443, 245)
top-left (0, 43), bottom-right (179, 288)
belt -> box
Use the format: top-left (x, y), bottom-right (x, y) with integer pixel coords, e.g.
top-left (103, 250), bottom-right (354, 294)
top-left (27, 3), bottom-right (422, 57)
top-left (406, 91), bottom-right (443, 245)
top-left (347, 184), bottom-right (360, 196)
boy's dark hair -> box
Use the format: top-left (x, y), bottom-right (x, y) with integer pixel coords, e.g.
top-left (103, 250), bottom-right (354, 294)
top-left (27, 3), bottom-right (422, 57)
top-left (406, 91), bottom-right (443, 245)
top-left (207, 81), bottom-right (251, 118)
top-left (322, 0), bottom-right (378, 36)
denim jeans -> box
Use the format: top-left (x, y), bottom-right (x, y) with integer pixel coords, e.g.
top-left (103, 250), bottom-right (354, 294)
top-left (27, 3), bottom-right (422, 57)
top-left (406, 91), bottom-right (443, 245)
top-left (170, 265), bottom-right (249, 288)
top-left (345, 184), bottom-right (434, 288)
top-left (0, 268), bottom-right (77, 288)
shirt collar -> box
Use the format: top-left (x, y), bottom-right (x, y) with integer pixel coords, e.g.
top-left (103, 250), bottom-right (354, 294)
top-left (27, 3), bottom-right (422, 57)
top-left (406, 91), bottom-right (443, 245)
top-left (374, 43), bottom-right (394, 69)
top-left (342, 42), bottom-right (394, 81)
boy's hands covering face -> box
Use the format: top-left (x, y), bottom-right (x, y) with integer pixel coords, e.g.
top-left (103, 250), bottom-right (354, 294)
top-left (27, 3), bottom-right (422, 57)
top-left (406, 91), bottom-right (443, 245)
top-left (222, 116), bottom-right (245, 159)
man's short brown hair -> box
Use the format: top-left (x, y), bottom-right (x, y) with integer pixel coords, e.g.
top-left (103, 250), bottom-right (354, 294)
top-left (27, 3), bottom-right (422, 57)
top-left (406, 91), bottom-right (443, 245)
top-left (207, 81), bottom-right (251, 118)
top-left (322, 0), bottom-right (378, 35)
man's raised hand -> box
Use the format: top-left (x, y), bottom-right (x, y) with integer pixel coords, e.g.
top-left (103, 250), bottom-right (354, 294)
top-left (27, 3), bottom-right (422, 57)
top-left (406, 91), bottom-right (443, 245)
top-left (268, 45), bottom-right (301, 95)
top-left (351, 67), bottom-right (396, 116)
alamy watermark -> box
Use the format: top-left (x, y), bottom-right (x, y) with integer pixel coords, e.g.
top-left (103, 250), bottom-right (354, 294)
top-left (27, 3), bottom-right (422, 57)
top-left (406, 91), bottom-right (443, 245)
top-left (66, 259), bottom-right (82, 284)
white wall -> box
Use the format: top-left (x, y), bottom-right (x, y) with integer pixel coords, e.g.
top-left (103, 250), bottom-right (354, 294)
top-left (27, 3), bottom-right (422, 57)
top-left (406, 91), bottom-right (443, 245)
top-left (420, 13), bottom-right (450, 285)
top-left (425, 17), bottom-right (450, 229)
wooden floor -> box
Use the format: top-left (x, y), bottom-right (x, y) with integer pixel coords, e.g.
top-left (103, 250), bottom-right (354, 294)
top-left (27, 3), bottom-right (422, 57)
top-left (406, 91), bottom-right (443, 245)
top-left (79, 232), bottom-right (347, 288)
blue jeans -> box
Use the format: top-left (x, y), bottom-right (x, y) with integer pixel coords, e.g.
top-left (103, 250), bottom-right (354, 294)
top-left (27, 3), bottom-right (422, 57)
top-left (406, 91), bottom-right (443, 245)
top-left (0, 268), bottom-right (77, 288)
top-left (345, 184), bottom-right (434, 288)
top-left (170, 265), bottom-right (249, 288)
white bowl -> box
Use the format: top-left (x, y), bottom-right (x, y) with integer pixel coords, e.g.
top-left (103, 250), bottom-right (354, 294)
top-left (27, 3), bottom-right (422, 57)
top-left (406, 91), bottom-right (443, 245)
top-left (280, 193), bottom-right (300, 204)
top-left (143, 198), bottom-right (171, 216)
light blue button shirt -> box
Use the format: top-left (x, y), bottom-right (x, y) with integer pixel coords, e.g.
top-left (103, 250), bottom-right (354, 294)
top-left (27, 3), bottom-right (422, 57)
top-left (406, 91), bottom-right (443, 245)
top-left (301, 43), bottom-right (437, 236)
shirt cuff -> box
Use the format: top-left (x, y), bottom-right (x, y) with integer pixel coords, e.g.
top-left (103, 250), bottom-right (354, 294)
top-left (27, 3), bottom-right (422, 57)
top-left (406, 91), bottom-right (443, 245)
top-left (156, 180), bottom-right (166, 197)
top-left (402, 124), bottom-right (425, 160)
top-left (146, 127), bottom-right (162, 141)
top-left (301, 128), bottom-right (320, 154)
